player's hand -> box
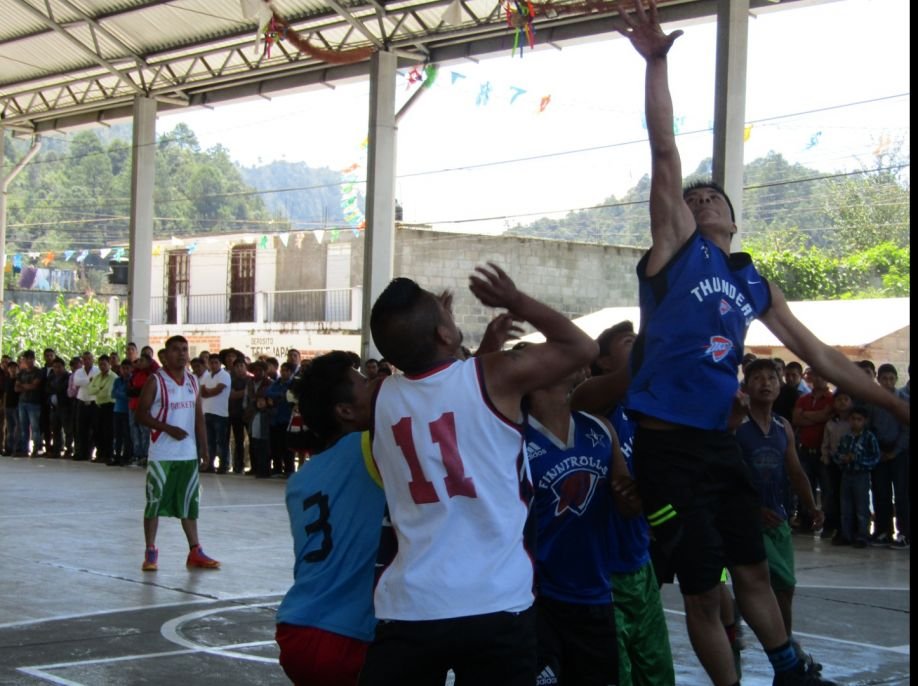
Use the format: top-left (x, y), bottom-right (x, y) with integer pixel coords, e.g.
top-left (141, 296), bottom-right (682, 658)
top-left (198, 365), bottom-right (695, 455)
top-left (611, 474), bottom-right (642, 517)
top-left (727, 389), bottom-right (749, 431)
top-left (469, 263), bottom-right (523, 312)
top-left (476, 313), bottom-right (525, 355)
top-left (761, 507), bottom-right (783, 529)
top-left (165, 425), bottom-right (188, 440)
top-left (616, 0), bottom-right (683, 60)
top-left (811, 508), bottom-right (826, 531)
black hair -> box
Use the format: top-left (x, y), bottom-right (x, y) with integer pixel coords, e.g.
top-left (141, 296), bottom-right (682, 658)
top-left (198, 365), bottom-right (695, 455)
top-left (295, 351), bottom-right (358, 451)
top-left (877, 363), bottom-right (898, 377)
top-left (743, 358), bottom-right (779, 383)
top-left (683, 180), bottom-right (736, 222)
top-left (98, 354), bottom-right (110, 363)
top-left (856, 360), bottom-right (876, 373)
top-left (849, 405), bottom-right (870, 419)
top-left (347, 351), bottom-right (361, 370)
top-left (592, 320), bottom-right (635, 376)
top-left (280, 362), bottom-right (296, 373)
top-left (785, 361), bottom-right (803, 373)
top-left (70, 356), bottom-right (82, 366)
top-left (22, 350), bottom-right (35, 359)
top-left (266, 357), bottom-right (279, 367)
top-left (365, 358), bottom-right (379, 366)
top-left (164, 335), bottom-right (187, 349)
top-left (370, 278), bottom-right (442, 373)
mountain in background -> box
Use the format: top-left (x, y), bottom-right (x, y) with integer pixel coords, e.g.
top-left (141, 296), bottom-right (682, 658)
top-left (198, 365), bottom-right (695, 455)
top-left (238, 161), bottom-right (351, 229)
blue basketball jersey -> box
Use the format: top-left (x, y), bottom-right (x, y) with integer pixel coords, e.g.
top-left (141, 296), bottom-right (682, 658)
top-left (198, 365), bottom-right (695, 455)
top-left (276, 431), bottom-right (386, 641)
top-left (735, 414), bottom-right (790, 519)
top-left (527, 411), bottom-right (616, 604)
top-left (607, 405), bottom-right (651, 574)
top-left (625, 230), bottom-right (772, 431)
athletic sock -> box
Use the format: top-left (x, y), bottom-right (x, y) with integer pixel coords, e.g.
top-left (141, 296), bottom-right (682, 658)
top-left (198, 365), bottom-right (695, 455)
top-left (190, 543), bottom-right (200, 551)
top-left (766, 640), bottom-right (800, 673)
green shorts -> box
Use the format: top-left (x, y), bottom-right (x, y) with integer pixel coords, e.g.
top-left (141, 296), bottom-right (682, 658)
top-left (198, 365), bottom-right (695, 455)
top-left (763, 520), bottom-right (796, 591)
top-left (612, 561), bottom-right (675, 686)
top-left (145, 460), bottom-right (200, 520)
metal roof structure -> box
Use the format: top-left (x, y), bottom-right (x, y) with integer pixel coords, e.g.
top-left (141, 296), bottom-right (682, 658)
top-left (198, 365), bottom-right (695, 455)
top-left (1, 0), bottom-right (820, 133)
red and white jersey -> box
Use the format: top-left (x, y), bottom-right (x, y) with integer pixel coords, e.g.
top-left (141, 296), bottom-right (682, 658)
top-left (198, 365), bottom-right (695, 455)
top-left (148, 369), bottom-right (199, 462)
top-left (371, 357), bottom-right (532, 621)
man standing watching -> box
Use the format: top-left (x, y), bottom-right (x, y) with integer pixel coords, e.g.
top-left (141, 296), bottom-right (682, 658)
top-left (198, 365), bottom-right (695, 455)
top-left (200, 354), bottom-right (232, 474)
top-left (71, 352), bottom-right (99, 461)
top-left (791, 372), bottom-right (834, 532)
top-left (136, 336), bottom-right (220, 571)
top-left (14, 350), bottom-right (43, 457)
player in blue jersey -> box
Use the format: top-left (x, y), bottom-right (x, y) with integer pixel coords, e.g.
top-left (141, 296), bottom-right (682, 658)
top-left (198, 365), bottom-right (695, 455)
top-left (523, 355), bottom-right (636, 686)
top-left (572, 320), bottom-right (674, 686)
top-left (616, 2), bottom-right (907, 685)
top-left (275, 351), bottom-right (385, 686)
top-left (735, 358), bottom-right (826, 677)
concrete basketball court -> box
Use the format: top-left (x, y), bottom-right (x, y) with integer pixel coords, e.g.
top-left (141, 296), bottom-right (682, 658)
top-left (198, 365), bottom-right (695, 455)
top-left (0, 456), bottom-right (909, 685)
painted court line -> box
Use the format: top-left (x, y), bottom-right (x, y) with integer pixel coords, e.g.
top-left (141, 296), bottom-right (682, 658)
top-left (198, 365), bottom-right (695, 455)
top-left (0, 594), bottom-right (283, 630)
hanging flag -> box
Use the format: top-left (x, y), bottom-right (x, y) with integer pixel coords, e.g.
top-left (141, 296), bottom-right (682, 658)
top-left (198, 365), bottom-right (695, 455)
top-left (27, 252), bottom-right (39, 259)
top-left (187, 242), bottom-right (198, 253)
top-left (64, 250), bottom-right (75, 261)
top-left (279, 232), bottom-right (290, 247)
top-left (12, 254), bottom-right (22, 269)
top-left (112, 247), bottom-right (125, 260)
top-left (451, 71), bottom-right (466, 84)
top-left (171, 236), bottom-right (184, 247)
top-left (295, 233), bottom-right (305, 249)
top-left (259, 235), bottom-right (269, 248)
top-left (509, 86), bottom-right (526, 104)
top-left (805, 131), bottom-right (822, 150)
top-left (539, 95), bottom-right (551, 112)
top-left (76, 250), bottom-right (89, 263)
top-left (476, 81), bottom-right (492, 106)
top-left (41, 252), bottom-right (55, 266)
top-left (314, 230), bottom-right (325, 244)
top-left (423, 64), bottom-right (439, 88)
top-left (330, 229), bottom-right (340, 242)
top-left (743, 124), bottom-right (753, 142)
top-left (99, 248), bottom-right (111, 259)
top-left (442, 0), bottom-right (462, 25)
top-left (152, 245), bottom-right (162, 256)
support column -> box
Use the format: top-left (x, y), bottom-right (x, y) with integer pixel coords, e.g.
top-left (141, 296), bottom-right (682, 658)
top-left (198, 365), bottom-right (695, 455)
top-left (712, 0), bottom-right (749, 248)
top-left (360, 51), bottom-right (398, 361)
top-left (127, 97), bottom-right (156, 347)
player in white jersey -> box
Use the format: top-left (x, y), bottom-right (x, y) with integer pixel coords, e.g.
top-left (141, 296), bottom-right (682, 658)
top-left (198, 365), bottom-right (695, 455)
top-left (136, 335), bottom-right (220, 572)
top-left (359, 264), bottom-right (598, 686)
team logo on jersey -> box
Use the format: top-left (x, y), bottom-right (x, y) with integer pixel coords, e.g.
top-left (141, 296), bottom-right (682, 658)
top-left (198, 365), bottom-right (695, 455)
top-left (551, 470), bottom-right (599, 517)
top-left (584, 427), bottom-right (607, 448)
top-left (526, 441), bottom-right (547, 460)
top-left (719, 298), bottom-right (732, 315)
top-left (536, 665), bottom-right (559, 685)
top-left (704, 335), bottom-right (733, 362)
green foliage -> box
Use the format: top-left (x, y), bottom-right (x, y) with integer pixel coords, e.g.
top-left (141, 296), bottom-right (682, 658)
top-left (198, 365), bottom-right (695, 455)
top-left (2, 295), bottom-right (125, 358)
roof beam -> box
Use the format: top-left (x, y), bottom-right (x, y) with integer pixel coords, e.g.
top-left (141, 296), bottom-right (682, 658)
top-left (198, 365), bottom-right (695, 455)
top-left (323, 0), bottom-right (385, 48)
top-left (9, 0), bottom-right (144, 95)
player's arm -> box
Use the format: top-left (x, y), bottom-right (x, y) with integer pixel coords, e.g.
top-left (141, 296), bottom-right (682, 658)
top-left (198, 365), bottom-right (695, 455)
top-left (617, 0), bottom-right (695, 272)
top-left (760, 283), bottom-right (909, 425)
top-left (136, 376), bottom-right (186, 440)
top-left (195, 394), bottom-right (207, 461)
top-left (475, 313), bottom-right (524, 356)
top-left (570, 370), bottom-right (630, 415)
top-left (781, 417), bottom-right (823, 530)
top-left (471, 264), bottom-right (598, 419)
top-left (597, 415), bottom-right (642, 517)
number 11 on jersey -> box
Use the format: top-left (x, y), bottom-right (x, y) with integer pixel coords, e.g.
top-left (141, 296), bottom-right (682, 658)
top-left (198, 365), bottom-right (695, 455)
top-left (391, 412), bottom-right (478, 505)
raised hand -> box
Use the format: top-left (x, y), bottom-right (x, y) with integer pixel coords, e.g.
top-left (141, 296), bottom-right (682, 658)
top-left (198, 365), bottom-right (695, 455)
top-left (616, 0), bottom-right (683, 60)
top-left (468, 263), bottom-right (523, 313)
top-left (477, 313), bottom-right (525, 355)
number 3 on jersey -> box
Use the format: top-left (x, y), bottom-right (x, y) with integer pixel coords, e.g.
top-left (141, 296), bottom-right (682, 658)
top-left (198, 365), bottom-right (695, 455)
top-left (392, 412), bottom-right (478, 505)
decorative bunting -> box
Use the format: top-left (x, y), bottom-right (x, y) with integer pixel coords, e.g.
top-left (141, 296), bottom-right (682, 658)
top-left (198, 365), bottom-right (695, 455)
top-left (539, 95), bottom-right (551, 112)
top-left (510, 86), bottom-right (527, 104)
top-left (313, 230), bottom-right (324, 244)
top-left (330, 229), bottom-right (340, 242)
top-left (41, 252), bottom-right (55, 266)
top-left (423, 64), bottom-right (439, 89)
top-left (76, 250), bottom-right (89, 263)
top-left (27, 252), bottom-right (39, 259)
top-left (743, 124), bottom-right (753, 142)
top-left (279, 232), bottom-right (289, 247)
top-left (805, 131), bottom-right (822, 150)
top-left (64, 250), bottom-right (75, 262)
top-left (450, 71), bottom-right (466, 85)
top-left (476, 81), bottom-right (492, 106)
top-left (442, 0), bottom-right (463, 25)
top-left (99, 248), bottom-right (111, 259)
top-left (152, 245), bottom-right (162, 256)
top-left (187, 242), bottom-right (198, 253)
top-left (259, 235), bottom-right (270, 248)
top-left (12, 254), bottom-right (22, 269)
top-left (112, 247), bottom-right (125, 260)
top-left (171, 235), bottom-right (184, 247)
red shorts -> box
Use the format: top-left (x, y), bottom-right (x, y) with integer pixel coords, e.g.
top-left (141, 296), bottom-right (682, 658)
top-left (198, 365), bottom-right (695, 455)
top-left (275, 623), bottom-right (369, 686)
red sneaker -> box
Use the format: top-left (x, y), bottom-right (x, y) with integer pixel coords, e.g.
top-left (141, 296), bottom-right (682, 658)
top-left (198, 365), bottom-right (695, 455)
top-left (142, 546), bottom-right (158, 572)
top-left (186, 545), bottom-right (220, 569)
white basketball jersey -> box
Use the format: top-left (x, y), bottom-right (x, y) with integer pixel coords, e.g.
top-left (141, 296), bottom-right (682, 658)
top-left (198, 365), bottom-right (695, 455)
top-left (372, 357), bottom-right (532, 621)
top-left (148, 369), bottom-right (199, 462)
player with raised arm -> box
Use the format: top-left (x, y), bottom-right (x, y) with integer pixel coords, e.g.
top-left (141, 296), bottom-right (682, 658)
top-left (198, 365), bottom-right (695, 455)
top-left (616, 2), bottom-right (907, 685)
top-left (359, 264), bottom-right (597, 686)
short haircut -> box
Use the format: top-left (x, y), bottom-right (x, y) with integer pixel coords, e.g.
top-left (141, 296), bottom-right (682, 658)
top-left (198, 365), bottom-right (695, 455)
top-left (280, 362), bottom-right (296, 373)
top-left (295, 351), bottom-right (356, 449)
top-left (266, 357), bottom-right (279, 367)
top-left (877, 363), bottom-right (898, 377)
top-left (287, 349), bottom-right (300, 356)
top-left (190, 357), bottom-right (203, 365)
top-left (43, 348), bottom-right (55, 354)
top-left (22, 350), bottom-right (35, 359)
top-left (772, 357), bottom-right (785, 365)
top-left (370, 278), bottom-right (442, 373)
top-left (785, 361), bottom-right (803, 373)
top-left (592, 320), bottom-right (635, 375)
top-left (347, 351), bottom-right (361, 370)
top-left (849, 405), bottom-right (870, 419)
top-left (744, 358), bottom-right (779, 382)
top-left (52, 357), bottom-right (66, 366)
top-left (683, 180), bottom-right (736, 222)
top-left (248, 360), bottom-right (267, 372)
top-left (70, 356), bottom-right (82, 366)
top-left (856, 360), bottom-right (876, 373)
top-left (98, 355), bottom-right (110, 363)
top-left (164, 335), bottom-right (187, 349)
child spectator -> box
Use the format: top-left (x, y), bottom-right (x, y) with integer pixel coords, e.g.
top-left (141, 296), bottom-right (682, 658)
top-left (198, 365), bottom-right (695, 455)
top-left (228, 357), bottom-right (249, 474)
top-left (821, 390), bottom-right (853, 544)
top-left (833, 406), bottom-right (880, 548)
top-left (867, 364), bottom-right (906, 546)
top-left (2, 361), bottom-right (19, 456)
top-left (244, 361), bottom-right (273, 478)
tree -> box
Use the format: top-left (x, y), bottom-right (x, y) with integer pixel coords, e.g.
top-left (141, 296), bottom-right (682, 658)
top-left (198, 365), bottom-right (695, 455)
top-left (2, 296), bottom-right (125, 358)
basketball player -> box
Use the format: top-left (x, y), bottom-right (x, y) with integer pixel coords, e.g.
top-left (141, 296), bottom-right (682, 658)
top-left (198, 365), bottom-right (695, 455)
top-left (136, 335), bottom-right (219, 571)
top-left (359, 264), bottom-right (597, 686)
top-left (616, 2), bottom-right (907, 684)
top-left (275, 351), bottom-right (385, 686)
top-left (523, 357), bottom-right (635, 686)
